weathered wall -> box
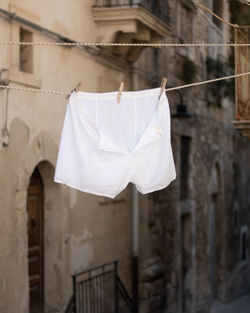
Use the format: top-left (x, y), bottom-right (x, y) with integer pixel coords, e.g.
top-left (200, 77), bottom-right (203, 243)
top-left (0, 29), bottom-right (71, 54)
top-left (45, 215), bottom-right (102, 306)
top-left (0, 1), bottom-right (133, 312)
top-left (136, 1), bottom-right (250, 313)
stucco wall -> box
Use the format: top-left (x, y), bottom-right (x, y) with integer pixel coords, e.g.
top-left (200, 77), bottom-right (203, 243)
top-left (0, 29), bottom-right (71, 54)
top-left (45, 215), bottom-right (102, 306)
top-left (0, 1), bottom-right (136, 312)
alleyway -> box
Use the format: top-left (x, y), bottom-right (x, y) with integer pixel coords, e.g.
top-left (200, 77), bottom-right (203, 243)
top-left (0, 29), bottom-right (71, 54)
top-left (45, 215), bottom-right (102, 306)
top-left (211, 294), bottom-right (250, 313)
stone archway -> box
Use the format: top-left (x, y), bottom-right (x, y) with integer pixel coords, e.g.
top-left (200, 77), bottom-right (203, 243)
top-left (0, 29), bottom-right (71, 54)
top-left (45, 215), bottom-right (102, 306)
top-left (14, 131), bottom-right (67, 313)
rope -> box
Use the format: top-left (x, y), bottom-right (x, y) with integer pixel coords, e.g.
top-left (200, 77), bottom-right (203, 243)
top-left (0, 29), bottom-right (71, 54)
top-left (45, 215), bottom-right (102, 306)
top-left (0, 72), bottom-right (249, 96)
top-left (165, 72), bottom-right (250, 92)
top-left (195, 3), bottom-right (239, 28)
top-left (0, 41), bottom-right (249, 47)
top-left (0, 85), bottom-right (68, 96)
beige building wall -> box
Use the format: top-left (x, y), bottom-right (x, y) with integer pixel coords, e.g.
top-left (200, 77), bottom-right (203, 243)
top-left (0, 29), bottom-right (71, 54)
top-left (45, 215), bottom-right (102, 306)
top-left (0, 1), bottom-right (148, 312)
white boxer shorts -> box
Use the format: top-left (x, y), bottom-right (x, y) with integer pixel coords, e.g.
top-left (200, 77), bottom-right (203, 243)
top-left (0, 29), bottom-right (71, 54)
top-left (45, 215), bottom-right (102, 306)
top-left (54, 87), bottom-right (176, 198)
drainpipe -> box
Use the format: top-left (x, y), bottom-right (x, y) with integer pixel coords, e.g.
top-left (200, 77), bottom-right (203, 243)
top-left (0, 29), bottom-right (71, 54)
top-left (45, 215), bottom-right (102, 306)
top-left (0, 69), bottom-right (9, 147)
top-left (130, 66), bottom-right (139, 312)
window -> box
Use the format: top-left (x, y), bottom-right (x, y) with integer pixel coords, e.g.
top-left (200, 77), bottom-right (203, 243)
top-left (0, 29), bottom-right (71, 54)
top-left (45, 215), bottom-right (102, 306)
top-left (240, 225), bottom-right (248, 263)
top-left (241, 233), bottom-right (247, 260)
top-left (178, 2), bottom-right (195, 43)
top-left (233, 203), bottom-right (239, 231)
top-left (19, 28), bottom-right (33, 73)
top-left (213, 0), bottom-right (223, 28)
top-left (181, 213), bottom-right (192, 312)
top-left (180, 136), bottom-right (191, 200)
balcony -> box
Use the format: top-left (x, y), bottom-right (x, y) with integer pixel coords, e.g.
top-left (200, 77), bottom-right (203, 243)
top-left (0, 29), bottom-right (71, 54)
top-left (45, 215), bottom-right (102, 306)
top-left (92, 0), bottom-right (170, 62)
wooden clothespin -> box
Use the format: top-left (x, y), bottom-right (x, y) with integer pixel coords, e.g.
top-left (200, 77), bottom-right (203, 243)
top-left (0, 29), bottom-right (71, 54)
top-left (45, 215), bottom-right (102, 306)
top-left (158, 77), bottom-right (167, 100)
top-left (66, 81), bottom-right (82, 100)
top-left (117, 82), bottom-right (124, 104)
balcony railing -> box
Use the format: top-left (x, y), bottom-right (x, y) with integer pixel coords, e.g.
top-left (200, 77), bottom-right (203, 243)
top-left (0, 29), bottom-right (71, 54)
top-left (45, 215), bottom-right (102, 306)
top-left (93, 0), bottom-right (170, 26)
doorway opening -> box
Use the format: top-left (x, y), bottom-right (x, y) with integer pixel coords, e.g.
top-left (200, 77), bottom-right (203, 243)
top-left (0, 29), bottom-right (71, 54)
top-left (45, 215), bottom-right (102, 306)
top-left (27, 167), bottom-right (44, 313)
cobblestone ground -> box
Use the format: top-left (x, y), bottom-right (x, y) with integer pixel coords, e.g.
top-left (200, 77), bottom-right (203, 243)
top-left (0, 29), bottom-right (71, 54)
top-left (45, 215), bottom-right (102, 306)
top-left (211, 294), bottom-right (250, 313)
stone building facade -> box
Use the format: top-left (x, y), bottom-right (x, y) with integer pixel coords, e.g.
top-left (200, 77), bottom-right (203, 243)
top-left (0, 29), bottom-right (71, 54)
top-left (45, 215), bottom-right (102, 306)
top-left (0, 1), bottom-right (249, 313)
top-left (137, 1), bottom-right (250, 313)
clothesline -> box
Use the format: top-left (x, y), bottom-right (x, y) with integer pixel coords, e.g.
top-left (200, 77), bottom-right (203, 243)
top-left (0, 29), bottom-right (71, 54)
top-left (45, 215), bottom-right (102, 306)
top-left (0, 71), bottom-right (249, 96)
top-left (0, 42), bottom-right (249, 47)
top-left (0, 3), bottom-right (248, 47)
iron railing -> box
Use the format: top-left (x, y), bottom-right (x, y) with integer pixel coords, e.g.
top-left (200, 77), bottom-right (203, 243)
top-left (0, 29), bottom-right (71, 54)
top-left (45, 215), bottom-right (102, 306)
top-left (65, 260), bottom-right (137, 313)
top-left (65, 294), bottom-right (75, 313)
top-left (93, 0), bottom-right (170, 26)
top-left (117, 276), bottom-right (137, 313)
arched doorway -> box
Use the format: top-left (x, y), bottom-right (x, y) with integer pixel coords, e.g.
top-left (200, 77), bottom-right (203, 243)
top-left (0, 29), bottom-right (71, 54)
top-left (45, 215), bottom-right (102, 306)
top-left (27, 167), bottom-right (44, 313)
top-left (209, 193), bottom-right (217, 303)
